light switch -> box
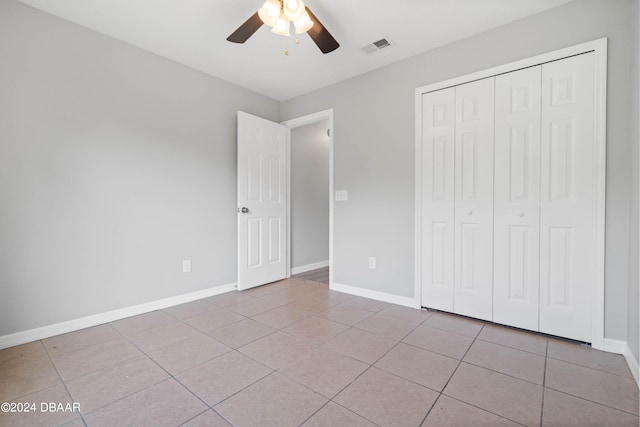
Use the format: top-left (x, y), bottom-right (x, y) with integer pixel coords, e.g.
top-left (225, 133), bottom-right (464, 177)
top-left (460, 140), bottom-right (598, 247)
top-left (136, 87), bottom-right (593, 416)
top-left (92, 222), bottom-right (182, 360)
top-left (335, 190), bottom-right (348, 201)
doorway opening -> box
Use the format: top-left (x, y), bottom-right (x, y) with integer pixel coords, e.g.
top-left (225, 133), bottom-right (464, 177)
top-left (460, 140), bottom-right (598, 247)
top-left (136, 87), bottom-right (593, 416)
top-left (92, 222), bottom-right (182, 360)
top-left (283, 110), bottom-right (334, 287)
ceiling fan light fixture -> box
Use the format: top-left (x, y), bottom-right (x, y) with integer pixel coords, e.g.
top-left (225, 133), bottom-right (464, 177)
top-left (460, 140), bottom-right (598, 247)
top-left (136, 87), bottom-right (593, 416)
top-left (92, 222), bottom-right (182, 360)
top-left (271, 12), bottom-right (291, 36)
top-left (283, 0), bottom-right (305, 21)
top-left (294, 10), bottom-right (314, 34)
top-left (227, 1), bottom-right (339, 55)
top-left (258, 0), bottom-right (280, 27)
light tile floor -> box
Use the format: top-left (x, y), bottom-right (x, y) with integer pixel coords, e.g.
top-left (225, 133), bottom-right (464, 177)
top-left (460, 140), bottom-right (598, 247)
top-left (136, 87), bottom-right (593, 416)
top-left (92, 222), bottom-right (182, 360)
top-left (0, 274), bottom-right (638, 427)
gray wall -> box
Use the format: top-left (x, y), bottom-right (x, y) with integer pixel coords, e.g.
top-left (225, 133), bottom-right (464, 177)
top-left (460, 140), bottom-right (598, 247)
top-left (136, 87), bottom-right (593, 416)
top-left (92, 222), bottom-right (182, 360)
top-left (0, 0), bottom-right (279, 336)
top-left (628, 0), bottom-right (640, 364)
top-left (280, 0), bottom-right (636, 341)
top-left (290, 120), bottom-right (330, 269)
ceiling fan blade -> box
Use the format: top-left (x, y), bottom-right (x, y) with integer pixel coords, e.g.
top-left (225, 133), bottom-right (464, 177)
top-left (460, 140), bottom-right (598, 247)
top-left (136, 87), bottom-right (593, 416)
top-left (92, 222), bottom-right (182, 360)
top-left (227, 12), bottom-right (263, 43)
top-left (305, 7), bottom-right (339, 54)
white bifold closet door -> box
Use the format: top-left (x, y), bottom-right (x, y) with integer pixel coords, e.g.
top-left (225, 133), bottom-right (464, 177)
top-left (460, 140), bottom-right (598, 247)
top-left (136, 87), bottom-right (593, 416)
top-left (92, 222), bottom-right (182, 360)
top-left (453, 78), bottom-right (495, 321)
top-left (493, 53), bottom-right (595, 342)
top-left (420, 87), bottom-right (455, 312)
top-left (421, 51), bottom-right (598, 343)
top-left (539, 53), bottom-right (595, 342)
top-left (493, 66), bottom-right (542, 331)
top-left (420, 78), bottom-right (494, 319)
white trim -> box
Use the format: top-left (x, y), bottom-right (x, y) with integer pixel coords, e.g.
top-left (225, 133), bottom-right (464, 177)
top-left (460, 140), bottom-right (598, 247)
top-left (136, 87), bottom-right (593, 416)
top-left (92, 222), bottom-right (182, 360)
top-left (591, 38), bottom-right (608, 351)
top-left (603, 338), bottom-right (627, 354)
top-left (331, 282), bottom-right (420, 309)
top-left (291, 260), bottom-right (330, 275)
top-left (282, 109), bottom-right (334, 128)
top-left (603, 339), bottom-right (640, 388)
top-left (415, 39), bottom-right (607, 95)
top-left (414, 38), bottom-right (608, 350)
top-left (0, 282), bottom-right (236, 350)
top-left (637, 0), bottom-right (640, 394)
top-left (414, 83), bottom-right (424, 314)
top-left (624, 342), bottom-right (640, 388)
top-left (282, 109), bottom-right (334, 286)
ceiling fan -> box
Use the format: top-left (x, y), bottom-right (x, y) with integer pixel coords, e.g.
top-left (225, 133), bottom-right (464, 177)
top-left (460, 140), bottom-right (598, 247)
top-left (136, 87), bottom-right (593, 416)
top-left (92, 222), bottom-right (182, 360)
top-left (227, 0), bottom-right (339, 54)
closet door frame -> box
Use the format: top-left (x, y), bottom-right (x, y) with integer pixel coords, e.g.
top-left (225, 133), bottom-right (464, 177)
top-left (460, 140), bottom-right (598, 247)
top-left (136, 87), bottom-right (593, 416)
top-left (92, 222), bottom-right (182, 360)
top-left (414, 38), bottom-right (607, 350)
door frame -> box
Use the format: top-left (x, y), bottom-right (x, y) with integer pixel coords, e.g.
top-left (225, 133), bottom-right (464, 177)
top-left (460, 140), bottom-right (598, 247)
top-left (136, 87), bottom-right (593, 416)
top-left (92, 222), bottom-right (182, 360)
top-left (282, 109), bottom-right (334, 285)
top-left (414, 38), bottom-right (608, 349)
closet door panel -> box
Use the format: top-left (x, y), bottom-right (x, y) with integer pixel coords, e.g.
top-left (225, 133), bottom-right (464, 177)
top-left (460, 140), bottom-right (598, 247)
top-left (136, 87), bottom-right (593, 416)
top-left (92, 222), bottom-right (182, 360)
top-left (421, 88), bottom-right (456, 311)
top-left (539, 52), bottom-right (595, 342)
top-left (493, 66), bottom-right (542, 331)
top-left (454, 78), bottom-right (494, 321)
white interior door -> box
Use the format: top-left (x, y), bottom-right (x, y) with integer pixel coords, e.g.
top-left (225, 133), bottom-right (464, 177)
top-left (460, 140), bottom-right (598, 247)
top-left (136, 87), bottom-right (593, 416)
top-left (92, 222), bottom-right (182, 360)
top-left (539, 53), bottom-right (595, 342)
top-left (493, 66), bottom-right (542, 331)
top-left (453, 77), bottom-right (495, 321)
top-left (420, 87), bottom-right (456, 311)
top-left (237, 111), bottom-right (287, 290)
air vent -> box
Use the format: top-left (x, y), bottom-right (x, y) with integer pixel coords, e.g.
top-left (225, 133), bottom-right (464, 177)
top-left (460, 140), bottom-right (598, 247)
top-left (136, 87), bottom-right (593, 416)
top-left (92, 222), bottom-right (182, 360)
top-left (361, 36), bottom-right (394, 55)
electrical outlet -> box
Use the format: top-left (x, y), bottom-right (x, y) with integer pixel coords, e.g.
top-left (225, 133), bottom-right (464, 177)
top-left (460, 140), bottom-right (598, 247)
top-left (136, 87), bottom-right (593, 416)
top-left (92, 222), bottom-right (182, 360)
top-left (182, 259), bottom-right (191, 273)
top-left (368, 257), bottom-right (376, 269)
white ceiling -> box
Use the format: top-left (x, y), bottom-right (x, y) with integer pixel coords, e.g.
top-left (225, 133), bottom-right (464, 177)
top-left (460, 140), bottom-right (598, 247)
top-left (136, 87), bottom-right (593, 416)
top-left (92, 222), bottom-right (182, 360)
top-left (17, 0), bottom-right (574, 101)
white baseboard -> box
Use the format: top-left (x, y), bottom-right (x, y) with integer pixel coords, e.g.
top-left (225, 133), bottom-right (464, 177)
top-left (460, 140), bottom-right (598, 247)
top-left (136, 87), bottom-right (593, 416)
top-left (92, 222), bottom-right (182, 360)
top-left (623, 343), bottom-right (640, 388)
top-left (603, 338), bottom-right (639, 389)
top-left (331, 282), bottom-right (420, 309)
top-left (603, 338), bottom-right (627, 354)
top-left (0, 282), bottom-right (237, 350)
top-left (291, 260), bottom-right (329, 275)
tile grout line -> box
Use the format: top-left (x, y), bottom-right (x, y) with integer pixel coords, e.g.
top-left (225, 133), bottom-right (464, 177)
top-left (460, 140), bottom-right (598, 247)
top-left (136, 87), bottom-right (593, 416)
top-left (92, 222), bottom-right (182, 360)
top-left (545, 354), bottom-right (636, 380)
top-left (73, 313), bottom-right (266, 422)
top-left (158, 293), bottom-right (330, 420)
top-left (419, 321), bottom-right (486, 425)
top-left (40, 339), bottom-right (89, 427)
top-left (542, 386), bottom-right (640, 417)
top-left (418, 392), bottom-right (443, 427)
top-left (540, 337), bottom-right (549, 427)
top-left (209, 287), bottom-right (345, 411)
top-left (41, 322), bottom-right (165, 422)
top-left (111, 319), bottom-right (279, 426)
top-left (188, 368), bottom-right (276, 425)
top-left (296, 400), bottom-right (331, 427)
top-left (78, 323), bottom-right (210, 421)
top-left (0, 344), bottom-right (72, 402)
top-left (295, 317), bottom-right (427, 426)
top-left (402, 326), bottom-right (549, 392)
top-left (158, 280), bottom-right (365, 423)
top-left (431, 321), bottom-right (528, 427)
top-left (328, 314), bottom-right (433, 425)
top-left (158, 305), bottom-right (297, 415)
top-left (304, 400), bottom-right (384, 427)
top-left (175, 408), bottom-right (211, 427)
top-left (431, 394), bottom-right (528, 427)
top-left (474, 335), bottom-right (547, 357)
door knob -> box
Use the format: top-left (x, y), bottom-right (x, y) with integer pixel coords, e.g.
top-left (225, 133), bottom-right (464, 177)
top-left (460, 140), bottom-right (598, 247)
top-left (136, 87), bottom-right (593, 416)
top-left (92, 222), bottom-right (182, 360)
top-left (518, 211), bottom-right (525, 217)
top-left (467, 210), bottom-right (473, 216)
top-left (239, 207), bottom-right (249, 214)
